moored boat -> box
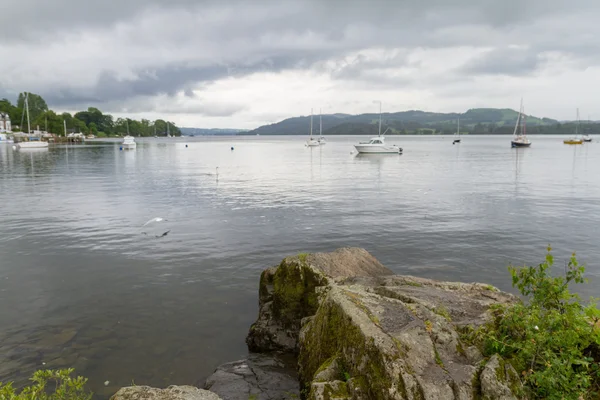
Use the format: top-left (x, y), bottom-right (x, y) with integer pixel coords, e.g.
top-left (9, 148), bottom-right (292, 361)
top-left (511, 99), bottom-right (531, 148)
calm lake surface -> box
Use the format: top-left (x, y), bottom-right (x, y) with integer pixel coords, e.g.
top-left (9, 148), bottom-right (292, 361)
top-left (1, 135), bottom-right (600, 395)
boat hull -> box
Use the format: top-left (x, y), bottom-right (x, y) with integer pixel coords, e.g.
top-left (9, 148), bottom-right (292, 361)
top-left (354, 144), bottom-right (401, 154)
top-left (453, 139), bottom-right (461, 144)
top-left (564, 140), bottom-right (583, 145)
top-left (583, 139), bottom-right (592, 142)
top-left (511, 141), bottom-right (531, 148)
top-left (122, 143), bottom-right (136, 150)
top-left (17, 141), bottom-right (49, 149)
top-left (306, 140), bottom-right (320, 147)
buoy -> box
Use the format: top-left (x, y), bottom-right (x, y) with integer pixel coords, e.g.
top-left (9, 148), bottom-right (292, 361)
top-left (120, 147), bottom-right (123, 151)
top-left (185, 144), bottom-right (188, 148)
top-left (231, 146), bottom-right (234, 151)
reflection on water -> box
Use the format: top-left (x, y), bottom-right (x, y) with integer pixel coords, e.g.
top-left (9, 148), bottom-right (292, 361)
top-left (1, 136), bottom-right (600, 395)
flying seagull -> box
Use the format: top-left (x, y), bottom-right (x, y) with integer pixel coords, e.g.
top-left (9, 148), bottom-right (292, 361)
top-left (142, 217), bottom-right (166, 227)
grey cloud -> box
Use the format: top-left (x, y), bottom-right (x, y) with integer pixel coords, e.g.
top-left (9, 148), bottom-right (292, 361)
top-left (2, 0), bottom-right (600, 116)
top-left (461, 47), bottom-right (543, 76)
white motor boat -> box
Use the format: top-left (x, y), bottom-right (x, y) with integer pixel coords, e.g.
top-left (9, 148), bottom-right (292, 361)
top-left (17, 141), bottom-right (49, 149)
top-left (354, 101), bottom-right (401, 154)
top-left (354, 136), bottom-right (401, 154)
top-left (583, 135), bottom-right (592, 142)
top-left (122, 135), bottom-right (136, 150)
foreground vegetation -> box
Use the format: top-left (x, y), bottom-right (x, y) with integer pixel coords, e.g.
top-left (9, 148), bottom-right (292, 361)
top-left (0, 92), bottom-right (181, 137)
top-left (470, 247), bottom-right (600, 399)
top-left (0, 369), bottom-right (92, 400)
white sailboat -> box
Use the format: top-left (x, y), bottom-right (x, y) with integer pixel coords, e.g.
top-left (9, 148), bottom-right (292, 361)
top-left (318, 109), bottom-right (326, 144)
top-left (306, 109), bottom-right (320, 147)
top-left (122, 120), bottom-right (136, 150)
top-left (17, 94), bottom-right (49, 149)
top-left (453, 117), bottom-right (461, 144)
top-left (511, 99), bottom-right (531, 148)
top-left (354, 101), bottom-right (402, 154)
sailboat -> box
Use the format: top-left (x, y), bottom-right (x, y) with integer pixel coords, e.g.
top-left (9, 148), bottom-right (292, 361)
top-left (511, 99), bottom-right (531, 148)
top-left (564, 109), bottom-right (583, 145)
top-left (582, 115), bottom-right (592, 142)
top-left (166, 122), bottom-right (172, 138)
top-left (17, 94), bottom-right (49, 149)
top-left (122, 120), bottom-right (136, 150)
top-left (306, 109), bottom-right (320, 147)
top-left (318, 109), bottom-right (326, 144)
top-left (354, 101), bottom-right (402, 154)
top-left (453, 117), bottom-right (461, 144)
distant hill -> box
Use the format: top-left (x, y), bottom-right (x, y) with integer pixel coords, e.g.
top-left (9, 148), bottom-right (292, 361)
top-left (180, 127), bottom-right (248, 136)
top-left (243, 108), bottom-right (564, 135)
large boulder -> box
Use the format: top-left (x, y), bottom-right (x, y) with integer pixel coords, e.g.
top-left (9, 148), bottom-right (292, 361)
top-left (299, 276), bottom-right (518, 399)
top-left (246, 248), bottom-right (392, 353)
top-left (204, 353), bottom-right (299, 400)
top-left (246, 247), bottom-right (521, 399)
top-left (111, 386), bottom-right (221, 400)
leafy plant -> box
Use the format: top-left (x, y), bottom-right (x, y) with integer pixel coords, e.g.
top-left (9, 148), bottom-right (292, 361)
top-left (0, 369), bottom-right (92, 400)
top-left (481, 247), bottom-right (600, 399)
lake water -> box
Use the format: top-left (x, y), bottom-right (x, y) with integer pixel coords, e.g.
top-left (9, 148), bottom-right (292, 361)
top-left (1, 135), bottom-right (600, 396)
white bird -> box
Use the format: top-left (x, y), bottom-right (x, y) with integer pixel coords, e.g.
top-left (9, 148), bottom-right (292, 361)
top-left (142, 217), bottom-right (165, 227)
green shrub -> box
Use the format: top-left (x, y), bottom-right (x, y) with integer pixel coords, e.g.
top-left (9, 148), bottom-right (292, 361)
top-left (481, 247), bottom-right (600, 399)
top-left (0, 369), bottom-right (92, 400)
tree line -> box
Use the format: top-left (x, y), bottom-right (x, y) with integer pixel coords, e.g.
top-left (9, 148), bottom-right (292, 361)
top-left (0, 92), bottom-right (181, 137)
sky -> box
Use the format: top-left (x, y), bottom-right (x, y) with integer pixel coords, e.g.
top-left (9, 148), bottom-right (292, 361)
top-left (1, 0), bottom-right (599, 129)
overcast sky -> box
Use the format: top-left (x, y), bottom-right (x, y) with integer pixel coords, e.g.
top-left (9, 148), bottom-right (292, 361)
top-left (1, 0), bottom-right (599, 128)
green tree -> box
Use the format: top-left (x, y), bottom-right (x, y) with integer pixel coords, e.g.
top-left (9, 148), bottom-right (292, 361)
top-left (476, 248), bottom-right (600, 398)
top-left (17, 92), bottom-right (49, 123)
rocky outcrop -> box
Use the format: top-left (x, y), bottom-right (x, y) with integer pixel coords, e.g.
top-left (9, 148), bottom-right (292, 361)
top-left (246, 247), bottom-right (521, 399)
top-left (111, 385), bottom-right (221, 400)
top-left (204, 353), bottom-right (299, 400)
top-left (246, 248), bottom-right (392, 353)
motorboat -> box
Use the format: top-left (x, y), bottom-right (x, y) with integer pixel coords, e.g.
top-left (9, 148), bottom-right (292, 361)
top-left (511, 99), bottom-right (531, 148)
top-left (583, 135), bottom-right (592, 142)
top-left (354, 136), bottom-right (402, 154)
top-left (122, 135), bottom-right (136, 150)
top-left (354, 101), bottom-right (402, 154)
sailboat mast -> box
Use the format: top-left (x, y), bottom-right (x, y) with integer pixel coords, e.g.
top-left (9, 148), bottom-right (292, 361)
top-left (576, 109), bottom-right (579, 135)
top-left (126, 119), bottom-right (130, 135)
top-left (522, 103), bottom-right (526, 137)
top-left (457, 117), bottom-right (460, 136)
top-left (310, 109), bottom-right (313, 138)
top-left (320, 109), bottom-right (322, 136)
top-left (25, 94), bottom-right (31, 135)
top-left (378, 101), bottom-right (382, 137)
top-left (63, 120), bottom-right (67, 137)
top-left (167, 122), bottom-right (170, 137)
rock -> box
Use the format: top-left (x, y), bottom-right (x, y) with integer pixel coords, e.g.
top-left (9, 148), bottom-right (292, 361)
top-left (111, 385), bottom-right (221, 400)
top-left (246, 247), bottom-right (519, 399)
top-left (246, 248), bottom-right (392, 353)
top-left (204, 353), bottom-right (299, 400)
top-left (480, 355), bottom-right (522, 400)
